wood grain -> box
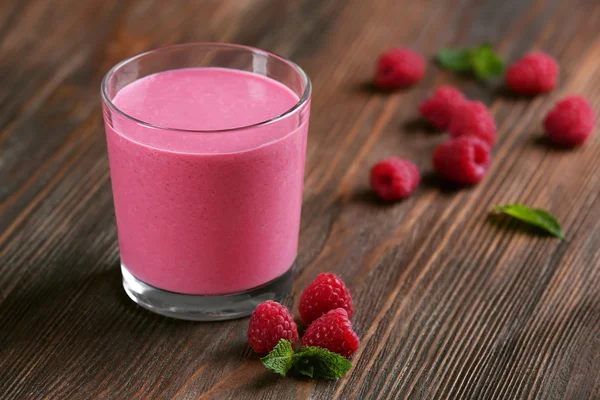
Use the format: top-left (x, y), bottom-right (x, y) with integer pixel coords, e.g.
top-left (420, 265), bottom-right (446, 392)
top-left (1, 0), bottom-right (599, 399)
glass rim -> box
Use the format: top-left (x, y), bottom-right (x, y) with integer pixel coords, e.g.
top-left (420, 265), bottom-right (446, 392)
top-left (100, 42), bottom-right (312, 134)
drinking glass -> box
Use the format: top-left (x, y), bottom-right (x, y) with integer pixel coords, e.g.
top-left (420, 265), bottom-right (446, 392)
top-left (101, 43), bottom-right (311, 320)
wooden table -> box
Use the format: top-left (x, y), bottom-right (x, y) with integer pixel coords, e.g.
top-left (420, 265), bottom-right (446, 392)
top-left (2, 0), bottom-right (599, 399)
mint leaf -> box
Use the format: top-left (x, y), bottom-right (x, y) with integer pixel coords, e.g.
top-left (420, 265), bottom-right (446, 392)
top-left (437, 44), bottom-right (504, 79)
top-left (493, 204), bottom-right (565, 239)
top-left (294, 346), bottom-right (352, 380)
top-left (260, 341), bottom-right (352, 380)
top-left (472, 45), bottom-right (504, 79)
top-left (260, 339), bottom-right (295, 377)
top-left (437, 48), bottom-right (473, 71)
top-left (293, 357), bottom-right (315, 378)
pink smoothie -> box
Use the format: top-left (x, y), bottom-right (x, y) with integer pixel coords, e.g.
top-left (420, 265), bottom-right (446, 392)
top-left (105, 68), bottom-right (309, 295)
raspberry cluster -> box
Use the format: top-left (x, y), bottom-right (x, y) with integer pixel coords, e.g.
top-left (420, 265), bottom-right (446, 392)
top-left (368, 48), bottom-right (595, 195)
top-left (248, 273), bottom-right (359, 358)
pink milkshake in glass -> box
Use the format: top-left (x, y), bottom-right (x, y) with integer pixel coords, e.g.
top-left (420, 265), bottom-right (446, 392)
top-left (101, 44), bottom-right (311, 320)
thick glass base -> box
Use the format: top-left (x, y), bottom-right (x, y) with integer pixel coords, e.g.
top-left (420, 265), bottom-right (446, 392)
top-left (121, 264), bottom-right (293, 321)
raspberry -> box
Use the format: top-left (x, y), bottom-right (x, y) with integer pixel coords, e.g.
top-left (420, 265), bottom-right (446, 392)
top-left (449, 101), bottom-right (496, 146)
top-left (301, 308), bottom-right (360, 358)
top-left (248, 301), bottom-right (299, 354)
top-left (374, 48), bottom-right (426, 90)
top-left (543, 96), bottom-right (596, 146)
top-left (299, 273), bottom-right (354, 325)
top-left (369, 158), bottom-right (420, 201)
top-left (433, 136), bottom-right (492, 185)
top-left (506, 52), bottom-right (559, 95)
top-left (419, 86), bottom-right (467, 130)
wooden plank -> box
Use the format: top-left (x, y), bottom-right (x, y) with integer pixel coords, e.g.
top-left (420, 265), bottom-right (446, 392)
top-left (1, 0), bottom-right (599, 398)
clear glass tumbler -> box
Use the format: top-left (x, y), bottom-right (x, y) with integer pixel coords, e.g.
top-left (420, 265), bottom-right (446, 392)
top-left (101, 43), bottom-right (311, 321)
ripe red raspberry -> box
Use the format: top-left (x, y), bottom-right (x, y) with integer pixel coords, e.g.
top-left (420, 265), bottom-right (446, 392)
top-left (299, 273), bottom-right (354, 325)
top-left (433, 136), bottom-right (492, 185)
top-left (301, 308), bottom-right (360, 358)
top-left (506, 52), bottom-right (559, 95)
top-left (543, 96), bottom-right (596, 146)
top-left (369, 158), bottom-right (420, 201)
top-left (419, 86), bottom-right (467, 130)
top-left (248, 301), bottom-right (299, 354)
top-left (449, 101), bottom-right (496, 146)
top-left (374, 48), bottom-right (426, 90)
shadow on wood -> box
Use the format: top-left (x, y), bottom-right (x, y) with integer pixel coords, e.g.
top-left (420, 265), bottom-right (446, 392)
top-left (419, 170), bottom-right (465, 194)
top-left (352, 81), bottom-right (408, 95)
top-left (402, 117), bottom-right (442, 135)
top-left (529, 135), bottom-right (578, 152)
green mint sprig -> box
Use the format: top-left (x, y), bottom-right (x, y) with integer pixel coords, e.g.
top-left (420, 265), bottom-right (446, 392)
top-left (261, 339), bottom-right (352, 380)
top-left (437, 44), bottom-right (504, 79)
top-left (492, 204), bottom-right (565, 239)
top-left (260, 338), bottom-right (296, 376)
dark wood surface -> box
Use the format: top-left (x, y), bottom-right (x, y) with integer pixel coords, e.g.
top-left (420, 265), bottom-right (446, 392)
top-left (1, 0), bottom-right (600, 399)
